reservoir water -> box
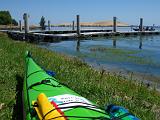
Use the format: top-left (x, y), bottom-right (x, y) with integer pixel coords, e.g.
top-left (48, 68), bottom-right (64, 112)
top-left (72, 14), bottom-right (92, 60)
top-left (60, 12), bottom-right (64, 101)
top-left (39, 35), bottom-right (160, 88)
top-left (47, 26), bottom-right (160, 32)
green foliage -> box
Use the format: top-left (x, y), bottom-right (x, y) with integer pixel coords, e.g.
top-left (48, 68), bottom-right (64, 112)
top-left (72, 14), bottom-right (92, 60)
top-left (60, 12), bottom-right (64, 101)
top-left (0, 11), bottom-right (12, 25)
top-left (12, 19), bottom-right (18, 26)
top-left (39, 16), bottom-right (46, 30)
top-left (0, 11), bottom-right (18, 26)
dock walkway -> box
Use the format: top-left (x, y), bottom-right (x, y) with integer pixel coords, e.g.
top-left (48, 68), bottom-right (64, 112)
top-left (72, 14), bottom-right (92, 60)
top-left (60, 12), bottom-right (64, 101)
top-left (1, 29), bottom-right (160, 42)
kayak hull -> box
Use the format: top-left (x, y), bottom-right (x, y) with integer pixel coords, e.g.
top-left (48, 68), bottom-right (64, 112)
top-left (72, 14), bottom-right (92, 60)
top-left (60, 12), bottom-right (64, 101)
top-left (23, 51), bottom-right (110, 120)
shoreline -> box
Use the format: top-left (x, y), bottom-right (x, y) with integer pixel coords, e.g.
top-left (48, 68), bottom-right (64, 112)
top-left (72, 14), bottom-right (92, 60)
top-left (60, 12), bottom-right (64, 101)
top-left (84, 60), bottom-right (160, 91)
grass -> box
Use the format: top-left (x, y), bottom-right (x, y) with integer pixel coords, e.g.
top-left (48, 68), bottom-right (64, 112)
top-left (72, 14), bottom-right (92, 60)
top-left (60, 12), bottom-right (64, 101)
top-left (0, 32), bottom-right (160, 120)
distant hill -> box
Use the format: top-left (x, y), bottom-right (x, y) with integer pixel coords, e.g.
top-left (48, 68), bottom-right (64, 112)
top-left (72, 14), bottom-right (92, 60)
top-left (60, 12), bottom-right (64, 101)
top-left (92, 20), bottom-right (129, 26)
top-left (56, 20), bottom-right (129, 27)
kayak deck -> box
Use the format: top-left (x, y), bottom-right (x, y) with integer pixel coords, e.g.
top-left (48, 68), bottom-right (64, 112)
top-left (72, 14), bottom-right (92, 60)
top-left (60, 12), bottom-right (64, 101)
top-left (23, 51), bottom-right (139, 120)
top-left (23, 52), bottom-right (110, 120)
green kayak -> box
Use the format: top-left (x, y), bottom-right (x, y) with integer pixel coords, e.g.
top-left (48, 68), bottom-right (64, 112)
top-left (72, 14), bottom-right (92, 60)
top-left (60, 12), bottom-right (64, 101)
top-left (23, 51), bottom-right (139, 120)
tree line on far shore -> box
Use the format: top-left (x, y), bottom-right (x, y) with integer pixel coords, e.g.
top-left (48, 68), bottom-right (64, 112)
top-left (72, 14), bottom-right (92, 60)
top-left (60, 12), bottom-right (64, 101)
top-left (0, 11), bottom-right (18, 25)
top-left (0, 10), bottom-right (46, 30)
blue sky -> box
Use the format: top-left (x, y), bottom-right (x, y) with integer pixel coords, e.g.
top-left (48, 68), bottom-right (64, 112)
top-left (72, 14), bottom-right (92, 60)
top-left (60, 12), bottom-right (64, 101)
top-left (0, 0), bottom-right (160, 25)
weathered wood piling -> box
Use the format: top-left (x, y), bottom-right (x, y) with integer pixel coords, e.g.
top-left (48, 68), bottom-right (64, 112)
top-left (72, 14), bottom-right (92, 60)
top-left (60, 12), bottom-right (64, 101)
top-left (48, 20), bottom-right (51, 31)
top-left (19, 20), bottom-right (22, 31)
top-left (23, 13), bottom-right (29, 33)
top-left (23, 13), bottom-right (29, 40)
top-left (113, 17), bottom-right (117, 32)
top-left (140, 18), bottom-right (143, 31)
top-left (76, 15), bottom-right (80, 36)
top-left (72, 21), bottom-right (75, 31)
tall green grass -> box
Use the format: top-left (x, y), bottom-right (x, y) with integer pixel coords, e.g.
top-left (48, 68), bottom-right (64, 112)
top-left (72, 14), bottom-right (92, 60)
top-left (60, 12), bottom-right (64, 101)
top-left (0, 32), bottom-right (160, 120)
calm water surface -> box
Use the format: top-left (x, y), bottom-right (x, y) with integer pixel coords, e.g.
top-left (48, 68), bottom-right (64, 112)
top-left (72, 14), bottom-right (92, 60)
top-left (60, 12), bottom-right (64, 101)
top-left (47, 26), bottom-right (160, 32)
top-left (39, 35), bottom-right (160, 87)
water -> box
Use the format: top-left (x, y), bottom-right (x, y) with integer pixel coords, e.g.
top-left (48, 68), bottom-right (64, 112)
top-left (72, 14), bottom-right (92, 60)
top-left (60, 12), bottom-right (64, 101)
top-left (47, 26), bottom-right (160, 32)
top-left (39, 35), bottom-right (160, 88)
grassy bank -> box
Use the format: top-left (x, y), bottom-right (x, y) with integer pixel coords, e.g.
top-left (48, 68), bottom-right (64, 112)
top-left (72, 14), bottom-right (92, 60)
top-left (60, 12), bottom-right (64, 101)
top-left (0, 32), bottom-right (160, 120)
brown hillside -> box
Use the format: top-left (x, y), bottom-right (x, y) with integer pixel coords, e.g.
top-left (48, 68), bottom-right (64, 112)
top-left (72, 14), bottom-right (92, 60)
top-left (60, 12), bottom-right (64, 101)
top-left (56, 20), bottom-right (129, 27)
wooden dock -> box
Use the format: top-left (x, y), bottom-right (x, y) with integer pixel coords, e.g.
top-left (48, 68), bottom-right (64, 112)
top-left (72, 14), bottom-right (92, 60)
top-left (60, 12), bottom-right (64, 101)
top-left (2, 30), bottom-right (160, 42)
top-left (1, 14), bottom-right (159, 42)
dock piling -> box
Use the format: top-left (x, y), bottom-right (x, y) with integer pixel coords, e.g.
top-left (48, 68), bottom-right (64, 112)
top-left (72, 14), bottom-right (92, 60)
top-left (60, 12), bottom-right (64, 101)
top-left (23, 13), bottom-right (29, 33)
top-left (140, 18), bottom-right (143, 31)
top-left (76, 15), bottom-right (80, 36)
top-left (72, 21), bottom-right (75, 31)
top-left (48, 20), bottom-right (51, 31)
top-left (113, 17), bottom-right (117, 32)
top-left (19, 20), bottom-right (22, 31)
top-left (23, 13), bottom-right (29, 40)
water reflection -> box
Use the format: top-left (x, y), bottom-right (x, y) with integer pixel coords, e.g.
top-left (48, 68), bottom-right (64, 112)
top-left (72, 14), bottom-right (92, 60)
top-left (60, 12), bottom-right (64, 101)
top-left (112, 37), bottom-right (117, 48)
top-left (39, 35), bottom-right (160, 82)
top-left (139, 36), bottom-right (143, 49)
top-left (76, 40), bottom-right (80, 51)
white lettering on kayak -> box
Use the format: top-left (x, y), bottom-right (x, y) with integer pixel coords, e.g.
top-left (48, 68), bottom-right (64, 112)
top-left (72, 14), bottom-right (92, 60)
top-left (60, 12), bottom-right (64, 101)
top-left (48, 94), bottom-right (100, 111)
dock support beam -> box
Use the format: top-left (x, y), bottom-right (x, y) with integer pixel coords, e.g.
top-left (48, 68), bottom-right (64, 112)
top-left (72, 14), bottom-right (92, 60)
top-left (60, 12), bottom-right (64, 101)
top-left (76, 15), bottom-right (80, 36)
top-left (23, 13), bottom-right (29, 40)
top-left (72, 21), bottom-right (75, 31)
top-left (23, 13), bottom-right (29, 34)
top-left (113, 17), bottom-right (117, 32)
top-left (19, 20), bottom-right (22, 31)
top-left (48, 20), bottom-right (51, 31)
top-left (140, 18), bottom-right (143, 31)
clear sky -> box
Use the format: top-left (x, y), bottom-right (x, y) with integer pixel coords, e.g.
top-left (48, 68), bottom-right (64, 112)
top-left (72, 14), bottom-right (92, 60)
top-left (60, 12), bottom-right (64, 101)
top-left (0, 0), bottom-right (160, 25)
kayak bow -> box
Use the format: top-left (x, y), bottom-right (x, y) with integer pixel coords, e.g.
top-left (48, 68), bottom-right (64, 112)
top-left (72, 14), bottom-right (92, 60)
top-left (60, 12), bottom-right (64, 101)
top-left (22, 51), bottom-right (139, 120)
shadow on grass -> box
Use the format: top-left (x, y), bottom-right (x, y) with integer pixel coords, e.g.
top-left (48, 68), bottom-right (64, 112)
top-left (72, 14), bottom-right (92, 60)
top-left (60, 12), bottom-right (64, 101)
top-left (12, 74), bottom-right (24, 120)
